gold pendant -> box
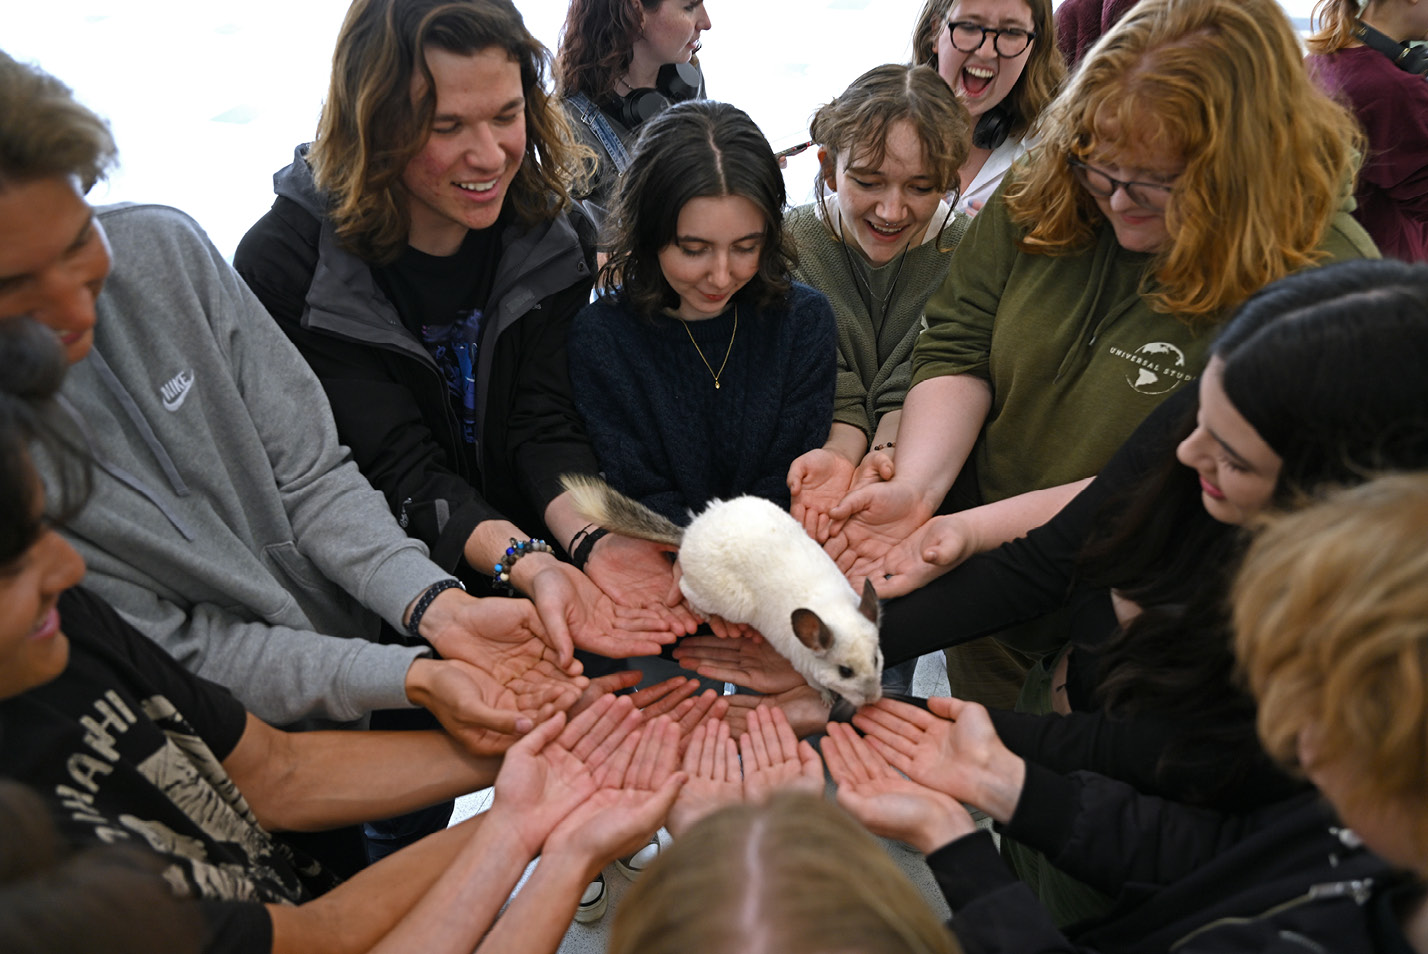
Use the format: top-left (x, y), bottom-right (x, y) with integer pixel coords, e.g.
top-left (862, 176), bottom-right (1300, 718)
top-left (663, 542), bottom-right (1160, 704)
top-left (715, 381), bottom-right (721, 390)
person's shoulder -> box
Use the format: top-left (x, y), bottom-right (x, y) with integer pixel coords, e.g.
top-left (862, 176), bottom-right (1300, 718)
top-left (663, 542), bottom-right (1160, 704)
top-left (97, 202), bottom-right (212, 249)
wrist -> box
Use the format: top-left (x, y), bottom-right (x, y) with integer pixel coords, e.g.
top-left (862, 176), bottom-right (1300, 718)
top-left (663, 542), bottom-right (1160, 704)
top-left (509, 550), bottom-right (562, 594)
top-left (403, 656), bottom-right (436, 706)
top-left (405, 580), bottom-right (466, 642)
top-left (970, 750), bottom-right (1027, 825)
top-left (914, 809), bottom-right (977, 855)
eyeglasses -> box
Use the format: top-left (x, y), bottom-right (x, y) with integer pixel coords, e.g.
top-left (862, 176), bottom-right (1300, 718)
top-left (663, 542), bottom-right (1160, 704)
top-left (1067, 157), bottom-right (1177, 210)
top-left (945, 20), bottom-right (1037, 58)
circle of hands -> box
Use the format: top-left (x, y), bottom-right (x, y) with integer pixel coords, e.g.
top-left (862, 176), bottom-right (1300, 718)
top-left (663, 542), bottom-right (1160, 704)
top-left (484, 682), bottom-right (1020, 872)
top-left (786, 446), bottom-right (979, 599)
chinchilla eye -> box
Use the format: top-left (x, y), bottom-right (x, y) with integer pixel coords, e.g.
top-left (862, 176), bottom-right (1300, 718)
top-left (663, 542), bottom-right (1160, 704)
top-left (838, 665), bottom-right (854, 679)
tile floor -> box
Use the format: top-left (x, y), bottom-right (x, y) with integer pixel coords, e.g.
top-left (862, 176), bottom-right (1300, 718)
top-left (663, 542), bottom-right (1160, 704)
top-left (449, 651), bottom-right (960, 953)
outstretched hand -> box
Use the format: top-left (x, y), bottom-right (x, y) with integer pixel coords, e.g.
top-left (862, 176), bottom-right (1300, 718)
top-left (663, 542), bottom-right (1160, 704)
top-left (485, 694), bottom-right (645, 856)
top-left (672, 634), bottom-right (807, 695)
top-left (823, 480), bottom-right (933, 584)
top-left (787, 448), bottom-right (856, 543)
top-left (874, 513), bottom-right (976, 597)
top-left (524, 559), bottom-right (681, 660)
top-left (823, 721), bottom-right (975, 853)
top-left (584, 534), bottom-right (701, 636)
top-left (543, 717), bottom-right (687, 876)
top-left (667, 717), bottom-right (743, 836)
top-left (405, 645), bottom-right (588, 757)
top-left (740, 705), bottom-right (825, 802)
top-left (851, 697), bottom-right (1025, 823)
top-left (723, 685), bottom-right (832, 740)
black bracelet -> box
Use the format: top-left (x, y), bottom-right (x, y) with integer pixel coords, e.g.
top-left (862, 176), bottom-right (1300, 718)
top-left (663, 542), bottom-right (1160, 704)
top-left (568, 522), bottom-right (597, 555)
top-left (572, 527), bottom-right (610, 571)
top-left (405, 578), bottom-right (465, 640)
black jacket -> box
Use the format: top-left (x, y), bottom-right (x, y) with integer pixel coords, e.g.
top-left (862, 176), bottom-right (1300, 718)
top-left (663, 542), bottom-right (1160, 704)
top-left (234, 147), bottom-right (601, 579)
top-left (933, 764), bottom-right (1397, 954)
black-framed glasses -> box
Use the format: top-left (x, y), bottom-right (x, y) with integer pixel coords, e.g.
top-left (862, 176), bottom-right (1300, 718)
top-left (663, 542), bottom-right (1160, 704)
top-left (946, 20), bottom-right (1037, 58)
top-left (1067, 156), bottom-right (1177, 210)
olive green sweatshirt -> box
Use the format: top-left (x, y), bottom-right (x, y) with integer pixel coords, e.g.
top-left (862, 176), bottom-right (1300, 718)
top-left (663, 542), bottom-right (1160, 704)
top-left (912, 181), bottom-right (1379, 505)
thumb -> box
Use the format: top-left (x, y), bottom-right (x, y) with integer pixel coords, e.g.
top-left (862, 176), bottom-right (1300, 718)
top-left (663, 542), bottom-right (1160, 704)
top-left (927, 695), bottom-right (966, 721)
top-left (531, 600), bottom-right (575, 668)
top-left (829, 486), bottom-right (872, 521)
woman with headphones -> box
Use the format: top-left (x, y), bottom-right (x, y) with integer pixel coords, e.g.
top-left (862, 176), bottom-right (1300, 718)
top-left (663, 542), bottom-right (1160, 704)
top-left (1307, 0), bottom-right (1428, 262)
top-left (555, 0), bottom-right (711, 220)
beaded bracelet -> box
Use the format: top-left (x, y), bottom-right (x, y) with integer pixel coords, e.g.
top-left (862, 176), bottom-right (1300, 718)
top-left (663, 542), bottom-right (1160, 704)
top-left (405, 578), bottom-right (466, 640)
top-left (493, 538), bottom-right (553, 594)
top-left (572, 527), bottom-right (610, 571)
top-left (872, 441), bottom-right (897, 452)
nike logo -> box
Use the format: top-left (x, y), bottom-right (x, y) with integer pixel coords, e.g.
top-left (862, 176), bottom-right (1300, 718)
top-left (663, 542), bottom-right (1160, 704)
top-left (160, 369), bottom-right (195, 411)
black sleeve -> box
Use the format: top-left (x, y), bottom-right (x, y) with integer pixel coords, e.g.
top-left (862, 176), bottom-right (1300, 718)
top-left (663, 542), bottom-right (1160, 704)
top-left (878, 388), bottom-right (1194, 666)
top-left (494, 269), bottom-right (603, 520)
top-left (65, 588), bottom-right (249, 761)
top-left (198, 900), bottom-right (273, 954)
top-left (233, 197), bottom-right (320, 329)
top-left (1004, 764), bottom-right (1305, 896)
top-left (928, 831), bottom-right (1087, 954)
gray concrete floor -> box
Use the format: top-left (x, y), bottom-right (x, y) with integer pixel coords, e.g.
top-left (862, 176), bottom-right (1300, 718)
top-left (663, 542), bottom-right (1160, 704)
top-left (450, 651), bottom-right (967, 953)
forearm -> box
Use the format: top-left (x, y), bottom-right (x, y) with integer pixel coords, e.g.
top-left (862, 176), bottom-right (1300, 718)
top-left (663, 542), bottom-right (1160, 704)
top-left (824, 421), bottom-right (870, 468)
top-left (475, 846), bottom-right (596, 954)
top-left (249, 720), bottom-right (501, 832)
top-left (890, 375), bottom-right (992, 509)
top-left (367, 819), bottom-right (536, 954)
top-left (268, 816), bottom-right (526, 954)
top-left (950, 477), bottom-right (1093, 555)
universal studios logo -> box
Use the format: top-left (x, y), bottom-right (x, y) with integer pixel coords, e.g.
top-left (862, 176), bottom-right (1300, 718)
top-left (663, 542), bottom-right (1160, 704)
top-left (1108, 342), bottom-right (1193, 395)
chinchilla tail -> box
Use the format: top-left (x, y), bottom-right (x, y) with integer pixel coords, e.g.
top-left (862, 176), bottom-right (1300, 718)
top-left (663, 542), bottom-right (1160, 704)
top-left (559, 474), bottom-right (685, 547)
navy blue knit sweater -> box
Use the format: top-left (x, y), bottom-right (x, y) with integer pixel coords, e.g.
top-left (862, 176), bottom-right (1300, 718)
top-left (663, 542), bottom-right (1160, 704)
top-left (569, 282), bottom-right (836, 525)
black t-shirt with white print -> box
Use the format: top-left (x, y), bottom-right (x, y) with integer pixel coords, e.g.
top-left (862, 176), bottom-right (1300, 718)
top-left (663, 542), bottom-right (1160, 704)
top-left (0, 587), bottom-right (339, 954)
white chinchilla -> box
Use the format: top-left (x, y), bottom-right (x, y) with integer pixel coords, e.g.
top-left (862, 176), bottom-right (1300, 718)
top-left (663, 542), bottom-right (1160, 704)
top-left (561, 475), bottom-right (883, 707)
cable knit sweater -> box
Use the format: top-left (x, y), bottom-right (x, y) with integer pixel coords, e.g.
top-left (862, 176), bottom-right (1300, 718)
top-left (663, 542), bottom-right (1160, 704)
top-left (569, 283), bottom-right (836, 524)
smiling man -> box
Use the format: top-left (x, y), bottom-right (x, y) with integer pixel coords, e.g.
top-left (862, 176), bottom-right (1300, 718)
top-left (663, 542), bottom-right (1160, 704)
top-left (0, 46), bottom-right (597, 878)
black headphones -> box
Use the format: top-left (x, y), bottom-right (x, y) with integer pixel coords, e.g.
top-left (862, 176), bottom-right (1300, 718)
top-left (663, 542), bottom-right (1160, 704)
top-left (1354, 21), bottom-right (1428, 76)
top-left (615, 61), bottom-right (702, 128)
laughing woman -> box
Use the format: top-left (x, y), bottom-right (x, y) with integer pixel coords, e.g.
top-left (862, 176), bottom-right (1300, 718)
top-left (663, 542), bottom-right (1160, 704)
top-left (570, 100), bottom-right (835, 526)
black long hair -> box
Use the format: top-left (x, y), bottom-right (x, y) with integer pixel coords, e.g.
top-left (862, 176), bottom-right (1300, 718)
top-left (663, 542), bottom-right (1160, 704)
top-left (598, 99), bottom-right (796, 319)
top-left (1082, 259), bottom-right (1428, 804)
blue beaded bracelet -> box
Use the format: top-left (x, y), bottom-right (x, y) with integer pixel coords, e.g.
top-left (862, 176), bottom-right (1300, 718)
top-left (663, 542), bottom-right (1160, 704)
top-left (493, 537), bottom-right (553, 594)
top-left (405, 578), bottom-right (465, 640)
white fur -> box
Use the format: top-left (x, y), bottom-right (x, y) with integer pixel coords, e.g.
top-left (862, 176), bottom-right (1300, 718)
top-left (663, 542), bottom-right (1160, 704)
top-left (676, 497), bottom-right (884, 707)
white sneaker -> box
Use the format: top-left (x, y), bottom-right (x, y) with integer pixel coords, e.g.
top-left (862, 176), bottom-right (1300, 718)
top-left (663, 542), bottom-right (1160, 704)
top-left (574, 872), bottom-right (607, 923)
top-left (615, 835), bottom-right (661, 882)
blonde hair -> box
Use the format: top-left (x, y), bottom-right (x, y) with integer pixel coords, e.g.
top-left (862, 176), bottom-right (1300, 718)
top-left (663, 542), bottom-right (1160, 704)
top-left (609, 795), bottom-right (961, 954)
top-left (811, 63), bottom-right (970, 206)
top-left (310, 0), bottom-right (584, 264)
top-left (909, 0), bottom-right (1064, 142)
top-left (1234, 474), bottom-right (1428, 859)
top-left (1006, 0), bottom-right (1362, 324)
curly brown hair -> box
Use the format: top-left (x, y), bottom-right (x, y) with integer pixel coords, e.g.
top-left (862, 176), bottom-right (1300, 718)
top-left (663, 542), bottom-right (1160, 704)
top-left (555, 0), bottom-right (663, 104)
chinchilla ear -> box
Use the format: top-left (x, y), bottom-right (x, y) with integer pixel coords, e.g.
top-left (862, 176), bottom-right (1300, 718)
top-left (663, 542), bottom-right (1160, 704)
top-left (791, 608), bottom-right (834, 653)
top-left (859, 578), bottom-right (881, 624)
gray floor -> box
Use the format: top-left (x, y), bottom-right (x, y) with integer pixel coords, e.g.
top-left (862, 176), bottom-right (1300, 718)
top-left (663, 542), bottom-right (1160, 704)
top-left (450, 651), bottom-right (966, 953)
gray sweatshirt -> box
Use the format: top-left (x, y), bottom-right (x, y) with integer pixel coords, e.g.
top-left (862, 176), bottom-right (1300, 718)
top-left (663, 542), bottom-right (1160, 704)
top-left (49, 204), bottom-right (449, 725)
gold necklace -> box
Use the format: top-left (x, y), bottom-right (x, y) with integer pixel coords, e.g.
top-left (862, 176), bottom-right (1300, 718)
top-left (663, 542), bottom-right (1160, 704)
top-left (681, 306), bottom-right (738, 390)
